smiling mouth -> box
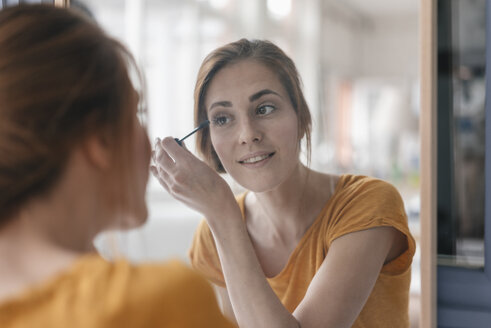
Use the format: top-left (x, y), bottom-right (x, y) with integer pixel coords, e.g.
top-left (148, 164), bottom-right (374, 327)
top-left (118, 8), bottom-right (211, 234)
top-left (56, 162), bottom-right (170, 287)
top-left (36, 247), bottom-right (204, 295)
top-left (239, 152), bottom-right (275, 164)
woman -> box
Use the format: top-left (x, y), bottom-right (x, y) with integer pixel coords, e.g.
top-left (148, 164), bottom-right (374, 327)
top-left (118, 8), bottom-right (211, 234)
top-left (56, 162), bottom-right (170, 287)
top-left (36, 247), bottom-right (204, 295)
top-left (0, 5), bottom-right (233, 327)
top-left (152, 39), bottom-right (416, 327)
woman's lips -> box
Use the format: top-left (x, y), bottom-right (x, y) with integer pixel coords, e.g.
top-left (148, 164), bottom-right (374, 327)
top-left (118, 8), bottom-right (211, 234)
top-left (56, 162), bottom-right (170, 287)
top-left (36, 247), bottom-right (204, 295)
top-left (238, 152), bottom-right (275, 165)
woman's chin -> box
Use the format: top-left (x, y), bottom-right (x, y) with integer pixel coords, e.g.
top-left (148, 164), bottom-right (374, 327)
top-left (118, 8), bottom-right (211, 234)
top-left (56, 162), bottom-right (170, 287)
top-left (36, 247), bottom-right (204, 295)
top-left (235, 177), bottom-right (282, 193)
top-left (115, 209), bottom-right (148, 230)
top-left (128, 209), bottom-right (148, 228)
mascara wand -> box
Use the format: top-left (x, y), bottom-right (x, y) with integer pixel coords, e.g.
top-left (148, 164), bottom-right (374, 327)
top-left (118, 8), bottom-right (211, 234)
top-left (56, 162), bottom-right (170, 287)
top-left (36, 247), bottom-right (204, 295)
top-left (174, 120), bottom-right (210, 146)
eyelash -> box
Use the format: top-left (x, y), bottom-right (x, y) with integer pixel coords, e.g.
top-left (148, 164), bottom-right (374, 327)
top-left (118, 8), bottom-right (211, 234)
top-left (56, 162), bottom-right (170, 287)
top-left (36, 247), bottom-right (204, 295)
top-left (211, 115), bottom-right (231, 127)
top-left (210, 104), bottom-right (277, 127)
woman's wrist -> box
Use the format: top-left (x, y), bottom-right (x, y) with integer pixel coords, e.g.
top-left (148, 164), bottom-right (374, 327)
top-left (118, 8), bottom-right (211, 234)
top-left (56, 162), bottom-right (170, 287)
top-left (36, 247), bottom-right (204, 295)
top-left (205, 199), bottom-right (244, 238)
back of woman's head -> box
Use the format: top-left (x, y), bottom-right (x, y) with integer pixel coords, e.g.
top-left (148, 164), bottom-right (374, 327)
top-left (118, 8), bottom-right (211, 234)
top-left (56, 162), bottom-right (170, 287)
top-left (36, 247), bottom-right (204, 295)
top-left (0, 5), bottom-right (140, 223)
top-left (194, 38), bottom-right (312, 172)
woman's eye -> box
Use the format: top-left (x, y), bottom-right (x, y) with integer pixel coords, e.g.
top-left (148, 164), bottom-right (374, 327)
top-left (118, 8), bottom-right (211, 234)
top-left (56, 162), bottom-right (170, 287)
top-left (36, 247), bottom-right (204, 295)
top-left (212, 115), bottom-right (231, 126)
top-left (256, 105), bottom-right (275, 116)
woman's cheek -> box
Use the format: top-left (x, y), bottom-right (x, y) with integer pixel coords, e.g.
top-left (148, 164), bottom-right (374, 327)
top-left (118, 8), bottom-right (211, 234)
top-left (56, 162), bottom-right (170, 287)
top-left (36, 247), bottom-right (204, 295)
top-left (211, 138), bottom-right (228, 164)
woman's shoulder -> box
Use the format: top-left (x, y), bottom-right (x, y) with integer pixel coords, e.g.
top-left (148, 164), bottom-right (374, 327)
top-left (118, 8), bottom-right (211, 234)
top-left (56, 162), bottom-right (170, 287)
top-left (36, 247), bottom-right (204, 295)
top-left (29, 254), bottom-right (208, 299)
top-left (337, 173), bottom-right (394, 187)
top-left (322, 175), bottom-right (415, 274)
top-left (323, 173), bottom-right (408, 229)
top-left (0, 254), bottom-right (233, 327)
top-left (305, 171), bottom-right (399, 204)
top-left (334, 174), bottom-right (403, 202)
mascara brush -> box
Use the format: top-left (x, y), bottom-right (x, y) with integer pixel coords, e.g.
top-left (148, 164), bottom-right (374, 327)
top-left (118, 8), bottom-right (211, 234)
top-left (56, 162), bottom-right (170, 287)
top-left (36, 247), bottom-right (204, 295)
top-left (174, 120), bottom-right (210, 146)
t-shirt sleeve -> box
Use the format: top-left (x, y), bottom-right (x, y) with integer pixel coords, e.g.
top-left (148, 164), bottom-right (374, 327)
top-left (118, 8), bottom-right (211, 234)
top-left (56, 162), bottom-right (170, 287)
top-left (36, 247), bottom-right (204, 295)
top-left (325, 177), bottom-right (416, 275)
top-left (188, 219), bottom-right (226, 287)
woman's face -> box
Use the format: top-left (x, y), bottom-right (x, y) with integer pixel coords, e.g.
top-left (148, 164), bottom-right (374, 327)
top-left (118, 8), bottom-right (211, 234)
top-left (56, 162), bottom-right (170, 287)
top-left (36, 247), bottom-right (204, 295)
top-left (205, 59), bottom-right (300, 192)
top-left (116, 93), bottom-right (151, 230)
top-left (128, 115), bottom-right (151, 226)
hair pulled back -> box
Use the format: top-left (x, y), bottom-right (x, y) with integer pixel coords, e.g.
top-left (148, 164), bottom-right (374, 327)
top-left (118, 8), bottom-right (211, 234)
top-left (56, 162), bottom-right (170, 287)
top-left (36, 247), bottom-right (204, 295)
top-left (0, 5), bottom-right (140, 223)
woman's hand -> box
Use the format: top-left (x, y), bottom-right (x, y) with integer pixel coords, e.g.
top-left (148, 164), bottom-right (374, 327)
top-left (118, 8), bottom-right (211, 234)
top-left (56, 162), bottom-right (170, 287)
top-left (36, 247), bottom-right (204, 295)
top-left (150, 137), bottom-right (237, 220)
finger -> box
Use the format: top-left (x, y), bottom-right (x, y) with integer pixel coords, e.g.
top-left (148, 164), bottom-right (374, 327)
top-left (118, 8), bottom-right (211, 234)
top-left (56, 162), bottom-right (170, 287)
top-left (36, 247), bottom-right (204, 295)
top-left (154, 145), bottom-right (176, 169)
top-left (149, 165), bottom-right (159, 178)
top-left (150, 165), bottom-right (171, 192)
top-left (157, 166), bottom-right (174, 191)
top-left (154, 137), bottom-right (161, 150)
top-left (160, 137), bottom-right (193, 163)
top-left (157, 165), bottom-right (171, 181)
top-left (152, 138), bottom-right (164, 164)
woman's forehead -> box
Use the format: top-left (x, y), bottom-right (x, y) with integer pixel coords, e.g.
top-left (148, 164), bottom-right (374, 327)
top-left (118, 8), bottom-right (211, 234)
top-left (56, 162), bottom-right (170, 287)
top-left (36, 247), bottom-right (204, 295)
top-left (205, 60), bottom-right (285, 103)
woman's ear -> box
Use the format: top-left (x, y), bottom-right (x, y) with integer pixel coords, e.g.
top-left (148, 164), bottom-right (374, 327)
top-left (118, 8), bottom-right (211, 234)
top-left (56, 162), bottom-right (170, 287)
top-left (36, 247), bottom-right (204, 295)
top-left (81, 134), bottom-right (113, 170)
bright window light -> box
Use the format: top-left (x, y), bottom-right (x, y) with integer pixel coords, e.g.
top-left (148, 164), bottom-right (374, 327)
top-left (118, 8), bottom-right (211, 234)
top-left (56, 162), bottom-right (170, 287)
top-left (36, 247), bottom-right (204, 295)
top-left (267, 0), bottom-right (291, 19)
top-left (209, 0), bottom-right (229, 10)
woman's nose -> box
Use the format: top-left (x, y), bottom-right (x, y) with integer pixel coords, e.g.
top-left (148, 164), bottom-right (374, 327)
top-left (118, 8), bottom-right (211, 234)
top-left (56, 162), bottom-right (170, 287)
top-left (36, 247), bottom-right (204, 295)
top-left (238, 117), bottom-right (262, 145)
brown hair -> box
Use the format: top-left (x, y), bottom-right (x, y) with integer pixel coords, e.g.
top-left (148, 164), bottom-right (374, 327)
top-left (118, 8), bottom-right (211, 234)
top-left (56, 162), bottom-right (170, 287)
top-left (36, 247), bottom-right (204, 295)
top-left (194, 38), bottom-right (312, 172)
top-left (0, 5), bottom-right (143, 223)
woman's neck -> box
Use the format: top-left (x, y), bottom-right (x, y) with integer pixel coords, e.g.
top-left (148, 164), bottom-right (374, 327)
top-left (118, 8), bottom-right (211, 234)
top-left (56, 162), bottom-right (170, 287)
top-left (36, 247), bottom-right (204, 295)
top-left (246, 163), bottom-right (341, 245)
top-left (247, 164), bottom-right (323, 243)
top-left (0, 216), bottom-right (84, 302)
top-left (0, 179), bottom-right (104, 302)
top-left (254, 162), bottom-right (308, 211)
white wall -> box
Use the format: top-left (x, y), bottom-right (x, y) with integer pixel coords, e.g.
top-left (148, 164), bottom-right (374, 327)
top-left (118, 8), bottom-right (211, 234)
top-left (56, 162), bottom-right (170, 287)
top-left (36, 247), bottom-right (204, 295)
top-left (319, 2), bottom-right (419, 80)
top-left (360, 14), bottom-right (419, 79)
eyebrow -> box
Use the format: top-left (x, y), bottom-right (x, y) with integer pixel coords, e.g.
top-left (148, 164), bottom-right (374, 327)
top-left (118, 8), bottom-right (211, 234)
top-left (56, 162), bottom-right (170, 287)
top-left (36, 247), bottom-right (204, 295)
top-left (249, 89), bottom-right (281, 102)
top-left (208, 89), bottom-right (281, 112)
top-left (209, 101), bottom-right (232, 112)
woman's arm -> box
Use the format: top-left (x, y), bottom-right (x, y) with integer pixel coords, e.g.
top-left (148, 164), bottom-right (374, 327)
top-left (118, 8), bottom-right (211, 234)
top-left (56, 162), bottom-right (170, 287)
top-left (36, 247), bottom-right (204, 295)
top-left (152, 137), bottom-right (407, 328)
top-left (215, 226), bottom-right (406, 328)
top-left (210, 211), bottom-right (405, 328)
top-left (208, 206), bottom-right (300, 328)
top-left (215, 285), bottom-right (237, 324)
top-left (293, 226), bottom-right (406, 327)
top-left (152, 138), bottom-right (297, 327)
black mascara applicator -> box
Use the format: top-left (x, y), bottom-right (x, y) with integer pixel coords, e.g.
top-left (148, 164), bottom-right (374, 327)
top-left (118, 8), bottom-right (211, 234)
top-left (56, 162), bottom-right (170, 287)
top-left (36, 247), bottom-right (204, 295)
top-left (174, 120), bottom-right (210, 146)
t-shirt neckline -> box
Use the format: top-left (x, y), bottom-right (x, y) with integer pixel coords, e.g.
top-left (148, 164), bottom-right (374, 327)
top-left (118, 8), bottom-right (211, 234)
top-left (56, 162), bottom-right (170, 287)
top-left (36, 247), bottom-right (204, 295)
top-left (237, 174), bottom-right (348, 280)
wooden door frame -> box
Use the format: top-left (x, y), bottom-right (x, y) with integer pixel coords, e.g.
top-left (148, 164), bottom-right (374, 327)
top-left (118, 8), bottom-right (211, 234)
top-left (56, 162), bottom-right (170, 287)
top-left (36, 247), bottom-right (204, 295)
top-left (420, 0), bottom-right (437, 327)
top-left (422, 1), bottom-right (491, 327)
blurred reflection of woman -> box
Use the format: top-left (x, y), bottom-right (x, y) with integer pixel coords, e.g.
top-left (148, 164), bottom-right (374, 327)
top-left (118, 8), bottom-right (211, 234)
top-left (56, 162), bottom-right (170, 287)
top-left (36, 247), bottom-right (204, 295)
top-left (0, 5), bottom-right (234, 328)
top-left (152, 39), bottom-right (416, 328)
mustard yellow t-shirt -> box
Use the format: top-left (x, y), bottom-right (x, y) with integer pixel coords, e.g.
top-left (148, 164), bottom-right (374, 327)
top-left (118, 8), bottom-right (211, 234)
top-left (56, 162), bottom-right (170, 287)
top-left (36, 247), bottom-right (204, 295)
top-left (0, 254), bottom-right (235, 328)
top-left (189, 174), bottom-right (416, 328)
